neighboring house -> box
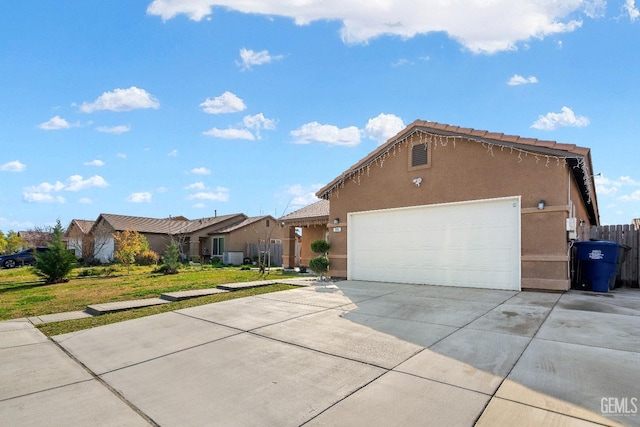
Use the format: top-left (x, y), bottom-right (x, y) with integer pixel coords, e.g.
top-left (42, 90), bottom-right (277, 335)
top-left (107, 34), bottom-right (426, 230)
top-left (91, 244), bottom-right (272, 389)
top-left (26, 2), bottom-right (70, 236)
top-left (315, 120), bottom-right (600, 292)
top-left (280, 199), bottom-right (330, 268)
top-left (203, 216), bottom-right (284, 265)
top-left (87, 213), bottom-right (283, 264)
top-left (64, 219), bottom-right (95, 258)
top-left (17, 230), bottom-right (53, 248)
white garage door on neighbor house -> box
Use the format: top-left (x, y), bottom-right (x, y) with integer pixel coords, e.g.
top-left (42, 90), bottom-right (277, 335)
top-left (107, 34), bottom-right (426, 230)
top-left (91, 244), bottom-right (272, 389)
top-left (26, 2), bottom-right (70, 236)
top-left (347, 196), bottom-right (521, 291)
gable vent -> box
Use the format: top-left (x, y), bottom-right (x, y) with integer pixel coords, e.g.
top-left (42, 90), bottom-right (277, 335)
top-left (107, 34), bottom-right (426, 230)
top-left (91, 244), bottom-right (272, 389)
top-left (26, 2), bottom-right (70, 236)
top-left (411, 144), bottom-right (428, 167)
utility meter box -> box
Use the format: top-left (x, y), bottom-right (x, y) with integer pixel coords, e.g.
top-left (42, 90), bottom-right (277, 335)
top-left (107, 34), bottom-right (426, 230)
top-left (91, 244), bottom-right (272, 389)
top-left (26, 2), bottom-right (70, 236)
top-left (566, 218), bottom-right (577, 240)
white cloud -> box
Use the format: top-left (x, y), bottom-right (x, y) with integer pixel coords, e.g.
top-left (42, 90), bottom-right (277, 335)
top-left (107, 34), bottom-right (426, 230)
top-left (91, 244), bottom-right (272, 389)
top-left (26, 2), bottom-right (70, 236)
top-left (202, 127), bottom-right (256, 140)
top-left (168, 149), bottom-right (178, 157)
top-left (620, 176), bottom-right (640, 186)
top-left (147, 0), bottom-right (588, 54)
top-left (625, 0), bottom-right (640, 20)
top-left (38, 115), bottom-right (76, 130)
top-left (596, 174), bottom-right (640, 202)
top-left (391, 58), bottom-right (412, 67)
top-left (22, 175), bottom-right (108, 203)
top-left (80, 86), bottom-right (160, 113)
top-left (0, 160), bottom-right (26, 172)
top-left (203, 113), bottom-right (276, 140)
top-left (507, 74), bottom-right (539, 86)
top-left (237, 48), bottom-right (283, 71)
top-left (96, 125), bottom-right (131, 134)
top-left (191, 167), bottom-right (211, 175)
top-left (116, 153), bottom-right (127, 159)
top-left (285, 183), bottom-right (323, 207)
top-left (243, 113), bottom-right (276, 132)
top-left (65, 175), bottom-right (109, 191)
top-left (22, 192), bottom-right (65, 204)
top-left (24, 179), bottom-right (98, 203)
top-left (185, 182), bottom-right (206, 190)
top-left (530, 106), bottom-right (589, 130)
top-left (187, 187), bottom-right (230, 202)
top-left (364, 113), bottom-right (405, 145)
top-left (290, 122), bottom-right (361, 146)
top-left (583, 0), bottom-right (607, 18)
top-left (84, 159), bottom-right (105, 167)
top-left (619, 190), bottom-right (640, 202)
top-left (126, 192), bottom-right (152, 203)
top-left (192, 203), bottom-right (207, 208)
top-left (595, 175), bottom-right (621, 196)
top-left (79, 197), bottom-right (93, 204)
top-left (200, 91), bottom-right (246, 114)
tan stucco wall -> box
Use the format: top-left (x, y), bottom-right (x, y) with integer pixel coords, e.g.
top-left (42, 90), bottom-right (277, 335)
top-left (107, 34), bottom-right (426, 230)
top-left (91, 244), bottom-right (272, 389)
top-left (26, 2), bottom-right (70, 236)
top-left (195, 217), bottom-right (283, 260)
top-left (326, 137), bottom-right (586, 290)
top-left (299, 226), bottom-right (327, 268)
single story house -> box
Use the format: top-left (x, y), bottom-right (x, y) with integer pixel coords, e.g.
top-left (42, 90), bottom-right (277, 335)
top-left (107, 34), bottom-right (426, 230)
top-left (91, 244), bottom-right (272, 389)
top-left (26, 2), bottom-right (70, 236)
top-left (280, 199), bottom-right (330, 268)
top-left (64, 219), bottom-right (96, 258)
top-left (315, 120), bottom-right (600, 292)
top-left (88, 213), bottom-right (283, 264)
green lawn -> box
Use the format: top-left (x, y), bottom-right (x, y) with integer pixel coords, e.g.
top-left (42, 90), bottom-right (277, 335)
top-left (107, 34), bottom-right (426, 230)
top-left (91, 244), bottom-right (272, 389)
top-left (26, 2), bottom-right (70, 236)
top-left (0, 264), bottom-right (300, 321)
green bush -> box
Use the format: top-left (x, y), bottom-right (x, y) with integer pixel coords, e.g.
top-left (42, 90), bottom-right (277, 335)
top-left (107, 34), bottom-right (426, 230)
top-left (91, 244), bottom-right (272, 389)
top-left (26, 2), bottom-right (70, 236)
top-left (34, 220), bottom-right (76, 284)
top-left (310, 239), bottom-right (330, 254)
top-left (309, 256), bottom-right (329, 280)
top-left (162, 241), bottom-right (180, 274)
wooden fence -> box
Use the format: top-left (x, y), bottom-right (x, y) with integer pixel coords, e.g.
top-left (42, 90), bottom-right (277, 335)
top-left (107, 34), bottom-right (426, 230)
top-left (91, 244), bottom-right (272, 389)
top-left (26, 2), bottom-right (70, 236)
top-left (246, 242), bottom-right (283, 267)
top-left (577, 224), bottom-right (639, 287)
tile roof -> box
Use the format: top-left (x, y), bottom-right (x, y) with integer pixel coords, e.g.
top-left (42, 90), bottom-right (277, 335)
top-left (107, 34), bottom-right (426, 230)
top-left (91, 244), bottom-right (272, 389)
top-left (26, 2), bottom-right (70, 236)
top-left (213, 216), bottom-right (272, 234)
top-left (279, 200), bottom-right (330, 223)
top-left (70, 219), bottom-right (95, 234)
top-left (95, 213), bottom-right (246, 235)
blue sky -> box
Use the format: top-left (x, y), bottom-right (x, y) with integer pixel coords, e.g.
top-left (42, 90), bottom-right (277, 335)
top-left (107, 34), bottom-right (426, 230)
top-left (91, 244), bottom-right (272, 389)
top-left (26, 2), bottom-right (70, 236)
top-left (1, 0), bottom-right (639, 232)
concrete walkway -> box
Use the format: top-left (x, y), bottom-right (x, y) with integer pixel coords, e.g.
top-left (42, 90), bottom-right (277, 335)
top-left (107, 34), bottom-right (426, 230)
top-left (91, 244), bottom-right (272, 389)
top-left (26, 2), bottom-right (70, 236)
top-left (1, 281), bottom-right (639, 426)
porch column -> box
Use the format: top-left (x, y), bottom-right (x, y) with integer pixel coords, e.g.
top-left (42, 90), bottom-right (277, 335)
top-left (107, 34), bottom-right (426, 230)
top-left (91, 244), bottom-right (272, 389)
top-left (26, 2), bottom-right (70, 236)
top-left (282, 225), bottom-right (296, 269)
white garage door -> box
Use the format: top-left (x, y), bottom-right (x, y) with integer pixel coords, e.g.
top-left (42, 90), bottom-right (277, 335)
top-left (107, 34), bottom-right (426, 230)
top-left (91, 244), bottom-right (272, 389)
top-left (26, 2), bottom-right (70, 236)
top-left (347, 196), bottom-right (521, 291)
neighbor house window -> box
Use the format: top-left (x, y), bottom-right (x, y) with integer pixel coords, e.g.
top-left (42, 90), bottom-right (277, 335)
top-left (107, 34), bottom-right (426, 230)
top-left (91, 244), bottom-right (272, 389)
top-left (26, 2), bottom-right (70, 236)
top-left (212, 237), bottom-right (224, 256)
top-left (409, 143), bottom-right (431, 171)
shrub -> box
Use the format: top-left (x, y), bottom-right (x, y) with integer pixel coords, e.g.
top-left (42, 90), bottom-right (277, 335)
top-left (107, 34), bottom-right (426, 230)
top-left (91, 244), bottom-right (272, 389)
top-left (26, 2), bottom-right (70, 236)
top-left (309, 256), bottom-right (330, 280)
top-left (136, 250), bottom-right (159, 266)
top-left (162, 240), bottom-right (180, 274)
top-left (34, 220), bottom-right (76, 284)
top-left (310, 239), bottom-right (331, 254)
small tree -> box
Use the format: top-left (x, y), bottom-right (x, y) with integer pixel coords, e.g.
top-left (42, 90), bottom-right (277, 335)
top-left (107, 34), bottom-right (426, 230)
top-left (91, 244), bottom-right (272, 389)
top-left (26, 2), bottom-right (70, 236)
top-left (4, 230), bottom-right (25, 254)
top-left (309, 239), bottom-right (330, 281)
top-left (113, 228), bottom-right (147, 273)
top-left (162, 240), bottom-right (180, 274)
top-left (34, 220), bottom-right (76, 284)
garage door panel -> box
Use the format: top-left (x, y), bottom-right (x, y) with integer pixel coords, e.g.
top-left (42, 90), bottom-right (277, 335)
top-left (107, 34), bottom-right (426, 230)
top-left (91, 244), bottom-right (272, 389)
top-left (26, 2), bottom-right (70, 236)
top-left (347, 197), bottom-right (521, 291)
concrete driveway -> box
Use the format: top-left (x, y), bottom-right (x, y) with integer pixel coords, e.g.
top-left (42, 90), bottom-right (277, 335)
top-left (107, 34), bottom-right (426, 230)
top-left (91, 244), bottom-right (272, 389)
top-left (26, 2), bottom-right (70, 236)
top-left (1, 281), bottom-right (639, 426)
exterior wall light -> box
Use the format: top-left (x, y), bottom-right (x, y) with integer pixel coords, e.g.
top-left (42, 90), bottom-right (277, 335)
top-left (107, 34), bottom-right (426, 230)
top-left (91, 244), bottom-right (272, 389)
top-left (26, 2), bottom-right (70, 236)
top-left (538, 200), bottom-right (546, 210)
top-left (333, 218), bottom-right (340, 224)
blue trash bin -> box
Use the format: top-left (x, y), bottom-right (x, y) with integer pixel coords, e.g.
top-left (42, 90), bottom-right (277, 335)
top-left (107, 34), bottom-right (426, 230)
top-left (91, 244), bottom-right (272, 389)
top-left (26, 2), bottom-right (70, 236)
top-left (573, 241), bottom-right (620, 293)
